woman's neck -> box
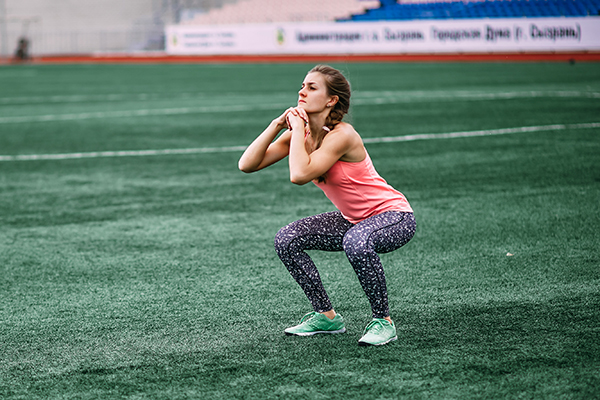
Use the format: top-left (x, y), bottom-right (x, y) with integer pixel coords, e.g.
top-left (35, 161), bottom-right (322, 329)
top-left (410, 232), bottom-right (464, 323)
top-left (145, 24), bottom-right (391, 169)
top-left (307, 110), bottom-right (329, 140)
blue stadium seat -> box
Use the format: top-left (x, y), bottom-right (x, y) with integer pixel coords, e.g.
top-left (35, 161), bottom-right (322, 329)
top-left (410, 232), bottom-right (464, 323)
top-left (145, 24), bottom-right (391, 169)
top-left (343, 0), bottom-right (600, 21)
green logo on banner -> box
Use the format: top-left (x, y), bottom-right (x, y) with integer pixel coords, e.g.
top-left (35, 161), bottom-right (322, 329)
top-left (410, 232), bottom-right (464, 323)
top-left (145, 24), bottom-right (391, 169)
top-left (277, 28), bottom-right (285, 45)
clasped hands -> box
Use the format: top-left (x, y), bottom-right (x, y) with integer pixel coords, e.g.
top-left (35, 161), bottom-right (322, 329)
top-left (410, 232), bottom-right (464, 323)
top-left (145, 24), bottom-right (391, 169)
top-left (284, 107), bottom-right (309, 132)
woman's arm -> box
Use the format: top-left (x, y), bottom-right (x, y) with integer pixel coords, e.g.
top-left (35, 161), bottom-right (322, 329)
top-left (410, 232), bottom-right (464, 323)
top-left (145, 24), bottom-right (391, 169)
top-left (287, 115), bottom-right (355, 185)
top-left (238, 109), bottom-right (294, 173)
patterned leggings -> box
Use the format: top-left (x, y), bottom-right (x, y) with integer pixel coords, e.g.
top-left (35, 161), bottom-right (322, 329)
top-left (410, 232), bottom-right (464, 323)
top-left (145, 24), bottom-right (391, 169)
top-left (274, 210), bottom-right (416, 319)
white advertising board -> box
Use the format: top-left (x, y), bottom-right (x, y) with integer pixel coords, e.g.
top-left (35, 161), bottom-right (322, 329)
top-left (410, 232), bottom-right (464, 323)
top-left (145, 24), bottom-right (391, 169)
top-left (166, 17), bottom-right (600, 55)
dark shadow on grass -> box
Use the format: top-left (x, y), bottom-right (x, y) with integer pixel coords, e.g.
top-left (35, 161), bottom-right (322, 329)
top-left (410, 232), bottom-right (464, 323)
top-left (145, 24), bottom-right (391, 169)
top-left (398, 292), bottom-right (600, 382)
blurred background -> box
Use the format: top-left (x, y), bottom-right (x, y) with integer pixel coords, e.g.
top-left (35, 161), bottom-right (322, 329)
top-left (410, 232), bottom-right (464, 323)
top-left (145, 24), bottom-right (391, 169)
top-left (1, 0), bottom-right (599, 59)
top-left (0, 0), bottom-right (380, 57)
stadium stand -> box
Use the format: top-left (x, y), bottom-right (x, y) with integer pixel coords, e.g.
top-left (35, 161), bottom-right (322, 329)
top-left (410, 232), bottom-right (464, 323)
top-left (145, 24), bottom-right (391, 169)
top-left (342, 0), bottom-right (600, 21)
top-left (180, 0), bottom-right (380, 24)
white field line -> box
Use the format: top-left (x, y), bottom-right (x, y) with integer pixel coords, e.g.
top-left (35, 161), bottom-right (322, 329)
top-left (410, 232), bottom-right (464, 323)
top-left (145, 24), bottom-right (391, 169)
top-left (0, 93), bottom-right (163, 104)
top-left (0, 146), bottom-right (249, 161)
top-left (0, 103), bottom-right (284, 124)
top-left (362, 122), bottom-right (600, 143)
top-left (0, 90), bottom-right (598, 106)
top-left (1, 90), bottom-right (599, 124)
top-left (1, 122), bottom-right (598, 162)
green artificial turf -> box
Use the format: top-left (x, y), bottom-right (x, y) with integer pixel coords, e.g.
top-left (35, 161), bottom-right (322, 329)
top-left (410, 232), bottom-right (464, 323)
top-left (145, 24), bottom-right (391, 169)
top-left (0, 62), bottom-right (599, 399)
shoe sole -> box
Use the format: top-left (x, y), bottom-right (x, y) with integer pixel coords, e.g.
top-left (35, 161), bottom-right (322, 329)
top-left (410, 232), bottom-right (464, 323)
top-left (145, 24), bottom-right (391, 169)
top-left (285, 328), bottom-right (346, 336)
top-left (358, 335), bottom-right (398, 346)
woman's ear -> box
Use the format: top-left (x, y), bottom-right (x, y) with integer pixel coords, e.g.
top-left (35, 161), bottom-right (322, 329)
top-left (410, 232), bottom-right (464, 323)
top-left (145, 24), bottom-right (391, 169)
top-left (327, 95), bottom-right (339, 108)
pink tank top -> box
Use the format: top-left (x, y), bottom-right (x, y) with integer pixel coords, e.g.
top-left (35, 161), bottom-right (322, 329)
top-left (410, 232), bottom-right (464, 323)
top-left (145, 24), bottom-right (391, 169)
top-left (313, 149), bottom-right (413, 224)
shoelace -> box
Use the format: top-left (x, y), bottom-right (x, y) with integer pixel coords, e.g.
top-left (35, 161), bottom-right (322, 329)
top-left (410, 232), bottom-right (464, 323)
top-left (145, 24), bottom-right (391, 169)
top-left (299, 311), bottom-right (319, 324)
top-left (363, 319), bottom-right (385, 335)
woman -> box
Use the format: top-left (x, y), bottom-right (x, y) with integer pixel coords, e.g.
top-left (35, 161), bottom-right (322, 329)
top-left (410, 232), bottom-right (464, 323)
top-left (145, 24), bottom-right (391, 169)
top-left (238, 65), bottom-right (415, 346)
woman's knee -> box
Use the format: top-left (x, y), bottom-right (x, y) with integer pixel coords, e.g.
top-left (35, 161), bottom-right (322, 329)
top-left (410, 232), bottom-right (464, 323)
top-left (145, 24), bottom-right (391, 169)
top-left (342, 232), bottom-right (371, 263)
top-left (274, 223), bottom-right (304, 257)
top-left (274, 225), bottom-right (291, 254)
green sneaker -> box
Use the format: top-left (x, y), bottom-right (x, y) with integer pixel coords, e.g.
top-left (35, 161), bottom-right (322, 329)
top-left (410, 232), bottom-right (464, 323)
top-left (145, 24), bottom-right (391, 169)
top-left (358, 318), bottom-right (397, 346)
top-left (284, 312), bottom-right (346, 336)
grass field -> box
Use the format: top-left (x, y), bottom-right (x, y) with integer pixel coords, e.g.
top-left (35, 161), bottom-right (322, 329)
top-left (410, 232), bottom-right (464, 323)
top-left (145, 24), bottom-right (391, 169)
top-left (1, 62), bottom-right (599, 399)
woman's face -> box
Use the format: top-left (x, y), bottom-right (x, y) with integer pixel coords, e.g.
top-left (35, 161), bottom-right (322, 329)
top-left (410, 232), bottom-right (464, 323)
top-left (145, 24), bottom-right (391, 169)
top-left (298, 72), bottom-right (333, 114)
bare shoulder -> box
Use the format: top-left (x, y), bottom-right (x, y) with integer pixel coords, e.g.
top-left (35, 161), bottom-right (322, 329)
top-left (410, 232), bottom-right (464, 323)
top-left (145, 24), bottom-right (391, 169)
top-left (322, 122), bottom-right (365, 162)
top-left (334, 122), bottom-right (359, 136)
top-left (323, 122), bottom-right (362, 144)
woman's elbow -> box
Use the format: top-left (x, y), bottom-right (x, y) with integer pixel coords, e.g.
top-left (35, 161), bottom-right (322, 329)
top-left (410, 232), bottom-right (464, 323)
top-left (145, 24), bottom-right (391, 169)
top-left (238, 160), bottom-right (256, 173)
top-left (289, 173), bottom-right (310, 185)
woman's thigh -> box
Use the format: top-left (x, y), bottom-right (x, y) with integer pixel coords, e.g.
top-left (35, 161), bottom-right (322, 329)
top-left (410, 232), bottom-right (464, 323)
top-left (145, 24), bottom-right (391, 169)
top-left (275, 211), bottom-right (354, 252)
top-left (344, 211), bottom-right (416, 254)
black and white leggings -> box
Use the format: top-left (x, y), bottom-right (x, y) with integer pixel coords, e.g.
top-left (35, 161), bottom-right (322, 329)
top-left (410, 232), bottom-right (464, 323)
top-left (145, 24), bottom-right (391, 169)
top-left (274, 210), bottom-right (416, 319)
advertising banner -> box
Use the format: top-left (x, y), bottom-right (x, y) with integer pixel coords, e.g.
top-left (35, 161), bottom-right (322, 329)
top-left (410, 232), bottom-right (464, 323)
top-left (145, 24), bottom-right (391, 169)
top-left (166, 18), bottom-right (600, 55)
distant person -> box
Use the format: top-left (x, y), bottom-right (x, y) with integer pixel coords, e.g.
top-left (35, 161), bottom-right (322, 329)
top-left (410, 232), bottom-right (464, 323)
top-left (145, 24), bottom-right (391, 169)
top-left (14, 37), bottom-right (30, 62)
top-left (238, 65), bottom-right (416, 346)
